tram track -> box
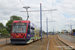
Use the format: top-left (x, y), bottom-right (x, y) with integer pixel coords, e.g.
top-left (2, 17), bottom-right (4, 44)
top-left (14, 35), bottom-right (50, 50)
top-left (47, 35), bottom-right (63, 50)
top-left (55, 37), bottom-right (63, 50)
top-left (57, 37), bottom-right (72, 50)
top-left (0, 44), bottom-right (25, 50)
top-left (0, 40), bottom-right (41, 50)
top-left (0, 35), bottom-right (50, 50)
top-left (0, 44), bottom-right (11, 50)
top-left (0, 35), bottom-right (65, 50)
top-left (47, 37), bottom-right (52, 50)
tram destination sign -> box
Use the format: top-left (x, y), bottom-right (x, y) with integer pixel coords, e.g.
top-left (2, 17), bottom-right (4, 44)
top-left (13, 23), bottom-right (27, 25)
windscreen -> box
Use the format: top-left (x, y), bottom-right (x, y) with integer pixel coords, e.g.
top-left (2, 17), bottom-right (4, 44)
top-left (12, 23), bottom-right (27, 33)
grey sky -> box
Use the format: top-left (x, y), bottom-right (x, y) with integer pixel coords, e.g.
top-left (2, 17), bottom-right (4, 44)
top-left (0, 0), bottom-right (75, 32)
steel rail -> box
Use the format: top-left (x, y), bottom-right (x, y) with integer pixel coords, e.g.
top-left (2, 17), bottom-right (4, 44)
top-left (47, 37), bottom-right (52, 50)
top-left (55, 38), bottom-right (63, 50)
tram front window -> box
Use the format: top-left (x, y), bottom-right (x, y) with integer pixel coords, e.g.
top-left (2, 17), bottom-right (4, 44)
top-left (12, 23), bottom-right (27, 33)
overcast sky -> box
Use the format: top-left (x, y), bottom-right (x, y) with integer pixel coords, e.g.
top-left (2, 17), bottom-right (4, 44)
top-left (0, 0), bottom-right (75, 32)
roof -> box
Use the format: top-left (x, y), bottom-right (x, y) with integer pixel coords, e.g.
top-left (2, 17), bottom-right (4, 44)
top-left (13, 20), bottom-right (30, 23)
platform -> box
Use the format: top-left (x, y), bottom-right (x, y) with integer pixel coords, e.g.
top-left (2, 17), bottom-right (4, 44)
top-left (58, 35), bottom-right (75, 50)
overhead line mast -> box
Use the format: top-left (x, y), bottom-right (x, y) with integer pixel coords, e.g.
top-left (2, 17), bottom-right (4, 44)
top-left (40, 3), bottom-right (42, 42)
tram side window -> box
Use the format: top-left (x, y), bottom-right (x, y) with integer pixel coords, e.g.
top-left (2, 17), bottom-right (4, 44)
top-left (27, 25), bottom-right (30, 33)
top-left (31, 27), bottom-right (34, 35)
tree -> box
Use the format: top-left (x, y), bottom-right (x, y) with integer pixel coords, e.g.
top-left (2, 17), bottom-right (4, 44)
top-left (0, 29), bottom-right (9, 37)
top-left (0, 23), bottom-right (4, 30)
top-left (57, 31), bottom-right (60, 33)
top-left (10, 15), bottom-right (22, 20)
top-left (6, 15), bottom-right (22, 33)
top-left (42, 31), bottom-right (46, 34)
top-left (72, 29), bottom-right (75, 32)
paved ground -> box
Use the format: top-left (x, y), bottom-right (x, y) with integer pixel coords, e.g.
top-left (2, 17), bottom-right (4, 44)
top-left (57, 37), bottom-right (72, 50)
top-left (58, 35), bottom-right (74, 50)
top-left (0, 35), bottom-right (50, 50)
top-left (48, 35), bottom-right (61, 50)
top-left (0, 35), bottom-right (71, 50)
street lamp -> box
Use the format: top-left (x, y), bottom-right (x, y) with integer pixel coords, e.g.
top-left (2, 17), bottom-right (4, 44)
top-left (23, 6), bottom-right (30, 20)
top-left (69, 22), bottom-right (72, 35)
top-left (46, 18), bottom-right (48, 38)
top-left (68, 21), bottom-right (72, 35)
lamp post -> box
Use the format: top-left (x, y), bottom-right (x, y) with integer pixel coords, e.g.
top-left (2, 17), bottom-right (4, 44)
top-left (68, 21), bottom-right (72, 35)
top-left (23, 6), bottom-right (30, 20)
top-left (70, 22), bottom-right (72, 35)
top-left (46, 18), bottom-right (48, 38)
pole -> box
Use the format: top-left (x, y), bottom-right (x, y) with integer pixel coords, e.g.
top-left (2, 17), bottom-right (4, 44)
top-left (46, 18), bottom-right (48, 38)
top-left (40, 3), bottom-right (42, 42)
top-left (53, 28), bottom-right (54, 35)
top-left (26, 9), bottom-right (29, 20)
top-left (6, 36), bottom-right (7, 44)
top-left (70, 22), bottom-right (72, 35)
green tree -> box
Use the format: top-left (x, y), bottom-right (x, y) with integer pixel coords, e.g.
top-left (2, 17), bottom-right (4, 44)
top-left (6, 15), bottom-right (22, 33)
top-left (42, 31), bottom-right (46, 34)
top-left (0, 23), bottom-right (5, 30)
top-left (0, 29), bottom-right (9, 37)
top-left (10, 15), bottom-right (22, 20)
top-left (57, 31), bottom-right (60, 33)
top-left (72, 29), bottom-right (75, 32)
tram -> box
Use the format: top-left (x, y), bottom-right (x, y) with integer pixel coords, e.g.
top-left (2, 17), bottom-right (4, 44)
top-left (10, 20), bottom-right (41, 44)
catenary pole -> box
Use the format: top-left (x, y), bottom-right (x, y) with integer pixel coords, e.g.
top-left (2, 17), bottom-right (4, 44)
top-left (40, 3), bottom-right (42, 42)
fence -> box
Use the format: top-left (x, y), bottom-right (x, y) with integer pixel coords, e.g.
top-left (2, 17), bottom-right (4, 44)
top-left (0, 36), bottom-right (10, 45)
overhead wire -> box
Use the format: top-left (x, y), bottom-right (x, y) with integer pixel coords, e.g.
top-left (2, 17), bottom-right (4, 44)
top-left (19, 0), bottom-right (25, 6)
top-left (51, 0), bottom-right (53, 18)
